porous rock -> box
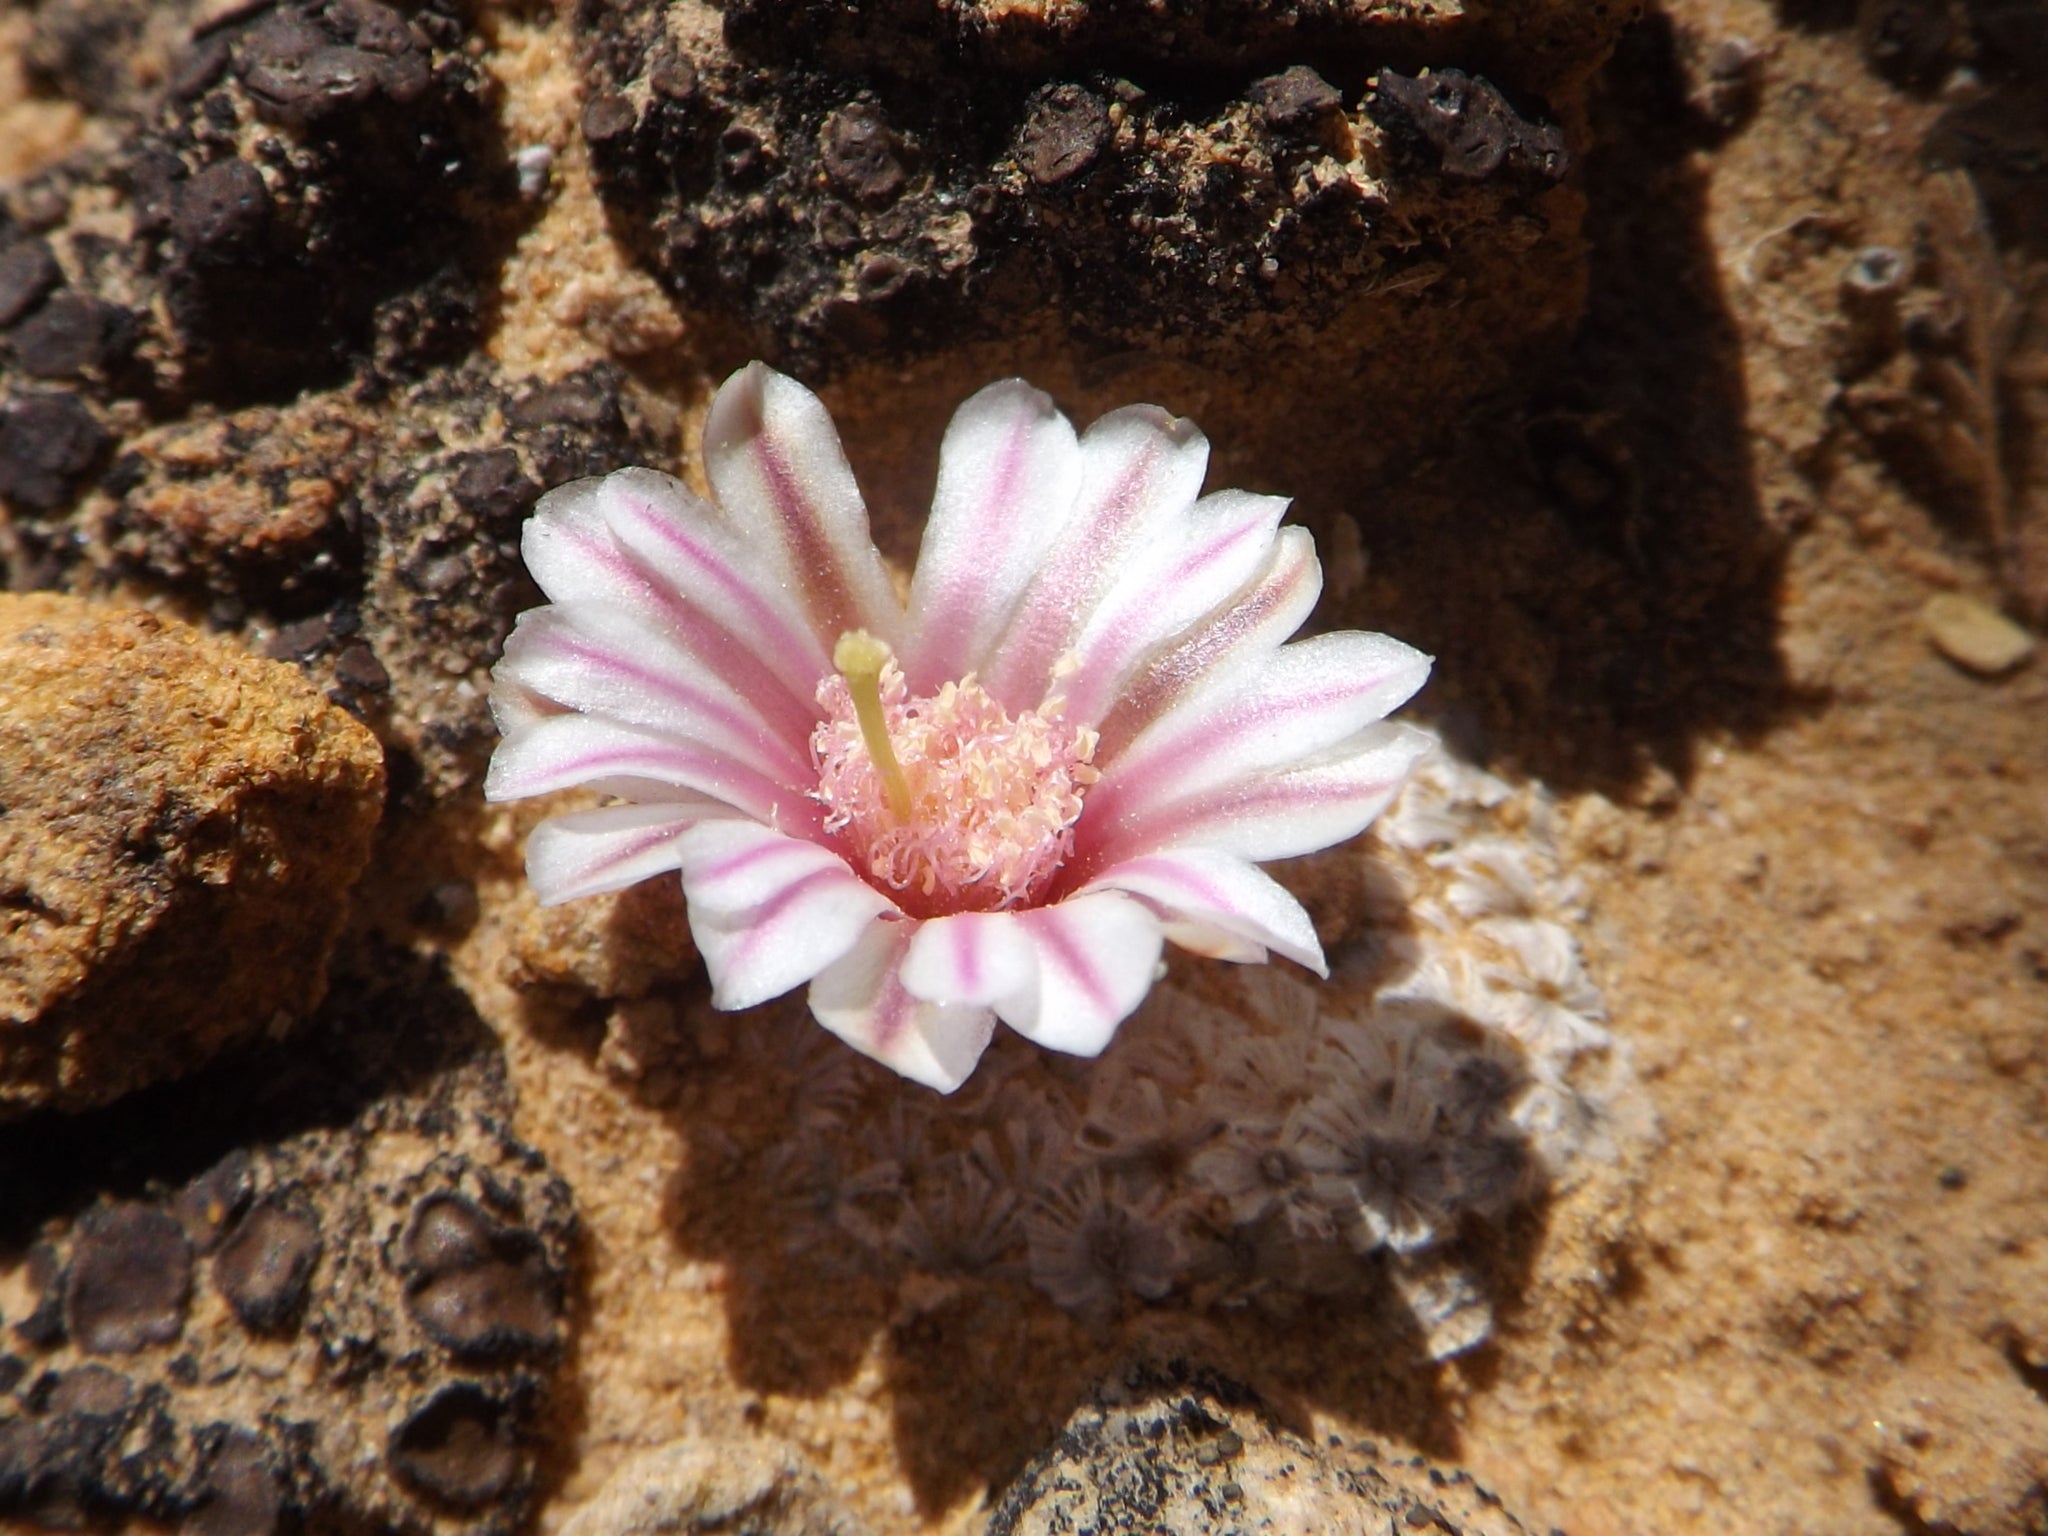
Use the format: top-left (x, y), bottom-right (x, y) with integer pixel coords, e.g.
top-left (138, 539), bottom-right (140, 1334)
top-left (577, 0), bottom-right (1624, 427)
top-left (0, 945), bottom-right (579, 1536)
top-left (0, 593), bottom-right (385, 1119)
top-left (2, 0), bottom-right (508, 412)
top-left (987, 1368), bottom-right (1540, 1536)
top-left (83, 355), bottom-right (665, 799)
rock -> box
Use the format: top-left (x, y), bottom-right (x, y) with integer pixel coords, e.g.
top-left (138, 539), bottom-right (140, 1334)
top-left (212, 1197), bottom-right (322, 1332)
top-left (402, 1192), bottom-right (561, 1359)
top-left (0, 241), bottom-right (61, 329)
top-left (62, 1203), bottom-right (193, 1354)
top-left (0, 945), bottom-right (579, 1536)
top-left (560, 1436), bottom-right (864, 1536)
top-left (1249, 65), bottom-right (1346, 136)
top-left (1922, 592), bottom-right (2036, 675)
top-left (0, 594), bottom-right (385, 1119)
top-left (2, 0), bottom-right (506, 409)
top-left (987, 1369), bottom-right (1541, 1536)
top-left (97, 358), bottom-right (666, 797)
top-left (578, 0), bottom-right (1622, 401)
top-left (0, 391), bottom-right (109, 513)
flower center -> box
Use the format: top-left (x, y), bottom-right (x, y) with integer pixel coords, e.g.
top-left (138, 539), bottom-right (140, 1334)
top-left (812, 631), bottom-right (1099, 918)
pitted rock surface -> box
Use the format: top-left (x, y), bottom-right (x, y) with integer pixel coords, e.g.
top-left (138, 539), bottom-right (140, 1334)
top-left (3, 0), bottom-right (505, 411)
top-left (987, 1370), bottom-right (1542, 1536)
top-left (576, 0), bottom-right (1621, 407)
top-left (0, 946), bottom-right (578, 1536)
top-left (0, 593), bottom-right (385, 1119)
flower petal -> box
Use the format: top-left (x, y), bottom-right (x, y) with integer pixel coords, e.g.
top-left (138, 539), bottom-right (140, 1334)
top-left (495, 603), bottom-right (811, 783)
top-left (1056, 490), bottom-right (1289, 725)
top-left (809, 920), bottom-right (998, 1093)
top-left (1083, 630), bottom-right (1433, 838)
top-left (900, 911), bottom-right (1039, 1008)
top-left (677, 821), bottom-right (896, 1010)
top-left (1078, 721), bottom-right (1437, 873)
top-left (1081, 847), bottom-right (1327, 974)
top-left (979, 404), bottom-right (1210, 711)
top-left (486, 713), bottom-right (812, 829)
top-left (587, 468), bottom-right (835, 736)
top-left (702, 362), bottom-right (903, 648)
top-left (903, 380), bottom-right (1083, 691)
top-left (993, 891), bottom-right (1164, 1057)
top-left (525, 799), bottom-right (734, 905)
top-left (521, 476), bottom-right (649, 610)
top-left (1093, 525), bottom-right (1323, 761)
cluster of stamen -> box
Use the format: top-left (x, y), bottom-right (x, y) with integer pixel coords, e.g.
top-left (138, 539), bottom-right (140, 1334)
top-left (812, 633), bottom-right (1098, 918)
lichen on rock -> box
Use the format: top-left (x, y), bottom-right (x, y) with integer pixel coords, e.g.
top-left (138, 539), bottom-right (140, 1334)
top-left (987, 1366), bottom-right (1541, 1536)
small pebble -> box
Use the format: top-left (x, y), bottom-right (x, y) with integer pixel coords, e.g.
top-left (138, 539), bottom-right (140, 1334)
top-left (1922, 593), bottom-right (2035, 676)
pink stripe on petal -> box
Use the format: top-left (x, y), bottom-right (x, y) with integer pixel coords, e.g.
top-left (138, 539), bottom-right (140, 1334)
top-left (1094, 527), bottom-right (1322, 761)
top-left (597, 484), bottom-right (828, 737)
top-left (485, 715), bottom-right (798, 825)
top-left (900, 911), bottom-right (1036, 1008)
top-left (1074, 722), bottom-right (1435, 874)
top-left (523, 484), bottom-right (660, 610)
top-left (524, 800), bottom-right (728, 905)
top-left (682, 828), bottom-right (894, 1011)
top-left (904, 381), bottom-right (1082, 689)
top-left (1079, 848), bottom-right (1325, 974)
top-left (1086, 631), bottom-right (1432, 833)
top-left (498, 607), bottom-right (810, 783)
top-left (1059, 491), bottom-right (1286, 725)
top-left (809, 921), bottom-right (998, 1092)
top-left (754, 434), bottom-right (863, 636)
top-left (994, 892), bottom-right (1163, 1057)
top-left (703, 364), bottom-right (902, 649)
top-left (980, 407), bottom-right (1209, 710)
top-left (677, 819), bottom-right (871, 917)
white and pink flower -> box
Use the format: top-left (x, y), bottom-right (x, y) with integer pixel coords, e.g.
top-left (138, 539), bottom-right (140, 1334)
top-left (486, 364), bottom-right (1433, 1092)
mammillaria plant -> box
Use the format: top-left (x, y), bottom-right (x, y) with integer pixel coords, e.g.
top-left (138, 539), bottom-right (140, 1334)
top-left (486, 363), bottom-right (1433, 1090)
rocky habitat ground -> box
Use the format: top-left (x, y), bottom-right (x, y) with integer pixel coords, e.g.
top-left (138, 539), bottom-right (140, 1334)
top-left (1, 0), bottom-right (2045, 1531)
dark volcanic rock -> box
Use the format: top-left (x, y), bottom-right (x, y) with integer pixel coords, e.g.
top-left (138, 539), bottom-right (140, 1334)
top-left (63, 1205), bottom-right (193, 1355)
top-left (89, 357), bottom-right (666, 797)
top-left (214, 1199), bottom-right (323, 1332)
top-left (0, 946), bottom-right (579, 1536)
top-left (1, 0), bottom-right (509, 416)
top-left (576, 0), bottom-right (1623, 394)
top-left (1368, 68), bottom-right (1572, 182)
top-left (403, 1194), bottom-right (561, 1360)
top-left (389, 1383), bottom-right (521, 1506)
top-left (0, 391), bottom-right (109, 512)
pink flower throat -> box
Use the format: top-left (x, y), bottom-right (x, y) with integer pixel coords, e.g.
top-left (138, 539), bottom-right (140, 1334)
top-left (812, 657), bottom-right (1099, 919)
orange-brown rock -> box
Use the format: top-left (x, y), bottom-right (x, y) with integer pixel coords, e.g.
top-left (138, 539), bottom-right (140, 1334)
top-left (0, 593), bottom-right (384, 1117)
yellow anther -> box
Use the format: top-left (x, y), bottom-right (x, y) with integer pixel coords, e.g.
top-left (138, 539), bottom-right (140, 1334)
top-left (833, 630), bottom-right (914, 822)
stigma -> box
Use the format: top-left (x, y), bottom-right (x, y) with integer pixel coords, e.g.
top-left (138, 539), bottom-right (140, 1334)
top-left (812, 634), bottom-right (1099, 918)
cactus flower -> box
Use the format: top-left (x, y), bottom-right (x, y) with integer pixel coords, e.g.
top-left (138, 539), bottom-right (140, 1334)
top-left (487, 364), bottom-right (1432, 1091)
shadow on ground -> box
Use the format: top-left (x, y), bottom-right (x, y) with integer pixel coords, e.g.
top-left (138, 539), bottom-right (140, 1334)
top-left (504, 840), bottom-right (1544, 1518)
